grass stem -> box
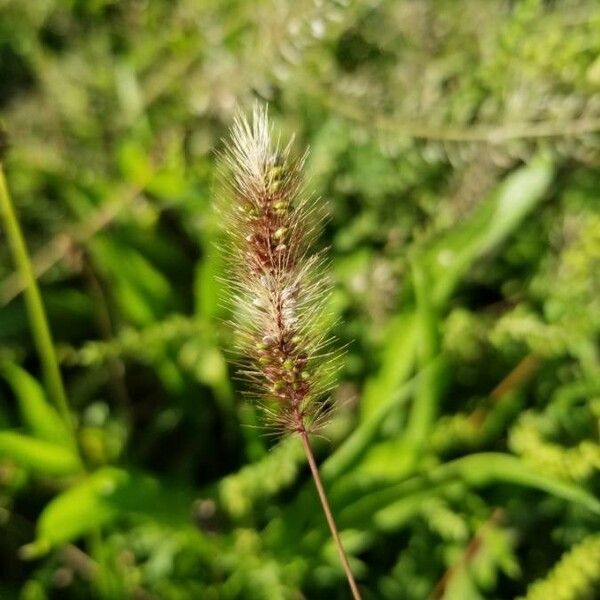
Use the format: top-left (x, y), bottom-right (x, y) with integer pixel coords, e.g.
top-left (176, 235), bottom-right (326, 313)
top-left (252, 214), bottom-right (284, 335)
top-left (0, 164), bottom-right (75, 440)
top-left (300, 429), bottom-right (362, 600)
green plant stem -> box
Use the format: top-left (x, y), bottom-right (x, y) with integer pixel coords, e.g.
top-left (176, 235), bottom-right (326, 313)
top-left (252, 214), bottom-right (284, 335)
top-left (310, 80), bottom-right (600, 143)
top-left (0, 164), bottom-right (75, 439)
top-left (299, 429), bottom-right (362, 600)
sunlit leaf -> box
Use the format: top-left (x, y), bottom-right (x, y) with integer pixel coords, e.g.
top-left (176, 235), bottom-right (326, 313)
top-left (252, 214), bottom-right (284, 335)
top-left (423, 156), bottom-right (554, 306)
top-left (340, 452), bottom-right (600, 528)
top-left (1, 363), bottom-right (69, 445)
top-left (0, 431), bottom-right (80, 476)
top-left (360, 311), bottom-right (417, 421)
top-left (24, 467), bottom-right (194, 556)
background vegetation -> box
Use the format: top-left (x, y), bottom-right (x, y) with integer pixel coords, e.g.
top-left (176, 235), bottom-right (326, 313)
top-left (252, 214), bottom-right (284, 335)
top-left (0, 0), bottom-right (599, 598)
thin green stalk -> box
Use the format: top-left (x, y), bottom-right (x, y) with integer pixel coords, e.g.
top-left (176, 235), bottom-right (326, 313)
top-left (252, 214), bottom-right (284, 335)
top-left (0, 164), bottom-right (75, 440)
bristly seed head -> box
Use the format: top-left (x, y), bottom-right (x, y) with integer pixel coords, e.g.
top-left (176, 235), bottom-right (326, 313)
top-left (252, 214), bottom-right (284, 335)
top-left (218, 104), bottom-right (339, 435)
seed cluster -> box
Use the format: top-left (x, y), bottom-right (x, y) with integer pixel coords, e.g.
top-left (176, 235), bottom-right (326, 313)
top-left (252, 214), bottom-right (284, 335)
top-left (220, 105), bottom-right (337, 434)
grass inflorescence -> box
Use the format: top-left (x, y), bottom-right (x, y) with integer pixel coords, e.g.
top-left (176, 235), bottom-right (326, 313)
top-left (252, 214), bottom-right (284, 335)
top-left (218, 104), bottom-right (362, 599)
top-left (219, 104), bottom-right (339, 437)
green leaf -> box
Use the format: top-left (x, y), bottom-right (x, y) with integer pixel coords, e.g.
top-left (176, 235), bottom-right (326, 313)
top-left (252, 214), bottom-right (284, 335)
top-left (322, 357), bottom-right (447, 483)
top-left (448, 453), bottom-right (600, 514)
top-left (91, 239), bottom-right (173, 326)
top-left (0, 431), bottom-right (81, 476)
top-left (423, 156), bottom-right (554, 306)
top-left (116, 139), bottom-right (153, 186)
top-left (1, 363), bottom-right (69, 445)
top-left (360, 311), bottom-right (417, 421)
top-left (445, 567), bottom-right (485, 600)
top-left (339, 453), bottom-right (600, 529)
top-left (194, 247), bottom-right (224, 322)
top-left (404, 260), bottom-right (444, 452)
top-left (24, 467), bottom-right (194, 555)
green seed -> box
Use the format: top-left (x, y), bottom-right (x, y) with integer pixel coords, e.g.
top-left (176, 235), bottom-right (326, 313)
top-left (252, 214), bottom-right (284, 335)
top-left (283, 359), bottom-right (294, 371)
top-left (274, 227), bottom-right (287, 240)
top-left (268, 165), bottom-right (285, 180)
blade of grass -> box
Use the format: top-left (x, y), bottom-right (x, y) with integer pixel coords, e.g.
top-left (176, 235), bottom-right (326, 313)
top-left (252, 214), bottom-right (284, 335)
top-left (0, 165), bottom-right (75, 444)
top-left (404, 260), bottom-right (443, 454)
top-left (337, 452), bottom-right (600, 527)
top-left (360, 310), bottom-right (417, 422)
top-left (0, 363), bottom-right (70, 445)
top-left (0, 431), bottom-right (81, 476)
top-left (424, 156), bottom-right (554, 307)
top-left (322, 356), bottom-right (448, 483)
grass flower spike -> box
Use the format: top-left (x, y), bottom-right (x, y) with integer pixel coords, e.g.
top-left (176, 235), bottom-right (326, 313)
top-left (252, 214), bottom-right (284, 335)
top-left (221, 105), bottom-right (337, 435)
top-left (220, 105), bottom-right (362, 599)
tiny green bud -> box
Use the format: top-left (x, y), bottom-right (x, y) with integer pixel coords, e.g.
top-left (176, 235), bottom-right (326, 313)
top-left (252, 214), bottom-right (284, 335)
top-left (283, 359), bottom-right (294, 371)
top-left (259, 356), bottom-right (271, 365)
top-left (300, 371), bottom-right (310, 381)
top-left (274, 227), bottom-right (287, 240)
top-left (268, 165), bottom-right (285, 180)
top-left (272, 381), bottom-right (285, 392)
top-left (291, 335), bottom-right (301, 344)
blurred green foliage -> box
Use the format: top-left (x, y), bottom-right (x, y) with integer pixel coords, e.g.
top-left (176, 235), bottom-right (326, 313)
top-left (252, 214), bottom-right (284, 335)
top-left (0, 0), bottom-right (599, 598)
